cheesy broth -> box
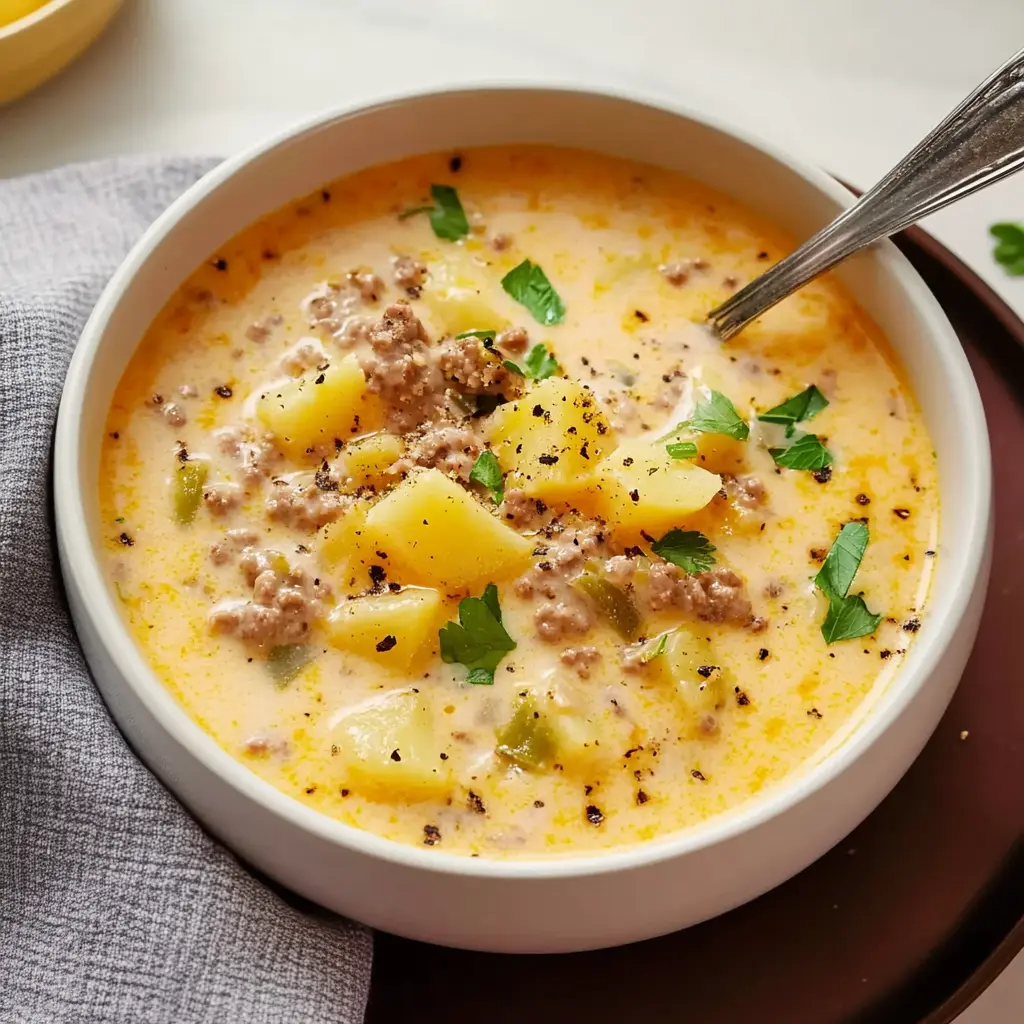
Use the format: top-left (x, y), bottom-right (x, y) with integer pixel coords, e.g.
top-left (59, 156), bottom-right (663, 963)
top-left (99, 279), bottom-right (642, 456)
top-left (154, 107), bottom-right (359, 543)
top-left (99, 147), bottom-right (937, 857)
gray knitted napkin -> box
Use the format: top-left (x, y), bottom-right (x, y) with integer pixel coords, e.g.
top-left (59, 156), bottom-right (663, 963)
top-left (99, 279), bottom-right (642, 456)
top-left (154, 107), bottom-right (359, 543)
top-left (0, 157), bottom-right (372, 1023)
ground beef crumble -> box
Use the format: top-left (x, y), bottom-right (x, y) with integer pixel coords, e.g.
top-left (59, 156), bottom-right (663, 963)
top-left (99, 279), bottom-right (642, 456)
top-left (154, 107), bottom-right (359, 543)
top-left (360, 303), bottom-right (446, 430)
top-left (498, 489), bottom-right (549, 530)
top-left (304, 273), bottom-right (383, 336)
top-left (203, 482), bottom-right (242, 516)
top-left (437, 336), bottom-right (524, 397)
top-left (242, 734), bottom-right (289, 758)
top-left (392, 422), bottom-right (484, 482)
top-left (245, 313), bottom-right (283, 343)
top-left (723, 474), bottom-right (766, 510)
top-left (659, 257), bottom-right (708, 285)
top-left (533, 589), bottom-right (594, 642)
top-left (514, 520), bottom-right (606, 642)
top-left (645, 563), bottom-right (753, 623)
top-left (280, 337), bottom-right (327, 377)
top-left (333, 315), bottom-right (375, 348)
top-left (209, 528), bottom-right (259, 566)
top-left (560, 646), bottom-right (602, 678)
top-left (602, 555), bottom-right (757, 626)
top-left (215, 425), bottom-right (281, 483)
top-left (652, 371), bottom-right (686, 411)
top-left (391, 254), bottom-right (427, 297)
top-left (495, 325), bottom-right (529, 353)
top-left (209, 558), bottom-right (328, 647)
top-left (265, 481), bottom-right (348, 531)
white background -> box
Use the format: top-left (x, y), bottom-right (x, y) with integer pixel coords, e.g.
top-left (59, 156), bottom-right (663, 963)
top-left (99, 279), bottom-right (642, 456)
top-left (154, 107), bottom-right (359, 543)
top-left (1, 1), bottom-right (1020, 1018)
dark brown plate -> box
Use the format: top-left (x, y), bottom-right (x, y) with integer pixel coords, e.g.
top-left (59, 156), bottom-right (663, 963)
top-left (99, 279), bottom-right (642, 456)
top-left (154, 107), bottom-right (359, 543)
top-left (365, 225), bottom-right (1024, 1024)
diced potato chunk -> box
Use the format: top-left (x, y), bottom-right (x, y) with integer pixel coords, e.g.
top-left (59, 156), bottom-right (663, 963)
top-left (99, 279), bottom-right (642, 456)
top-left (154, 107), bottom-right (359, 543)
top-left (319, 502), bottom-right (370, 570)
top-left (422, 285), bottom-right (507, 338)
top-left (333, 689), bottom-right (451, 801)
top-left (550, 701), bottom-right (638, 774)
top-left (685, 488), bottom-right (764, 539)
top-left (485, 378), bottom-right (614, 503)
top-left (694, 433), bottom-right (747, 475)
top-left (593, 437), bottom-right (721, 538)
top-left (325, 587), bottom-right (443, 670)
top-left (362, 468), bottom-right (533, 591)
top-left (319, 501), bottom-right (390, 595)
top-left (335, 432), bottom-right (404, 494)
top-left (650, 629), bottom-right (732, 721)
top-left (256, 354), bottom-right (382, 460)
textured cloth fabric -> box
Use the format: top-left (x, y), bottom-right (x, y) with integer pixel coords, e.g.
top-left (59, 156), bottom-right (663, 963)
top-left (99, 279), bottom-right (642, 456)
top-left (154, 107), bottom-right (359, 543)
top-left (0, 157), bottom-right (372, 1023)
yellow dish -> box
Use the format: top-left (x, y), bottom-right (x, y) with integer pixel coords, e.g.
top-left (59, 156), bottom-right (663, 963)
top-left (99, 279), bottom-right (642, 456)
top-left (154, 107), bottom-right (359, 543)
top-left (0, 0), bottom-right (124, 106)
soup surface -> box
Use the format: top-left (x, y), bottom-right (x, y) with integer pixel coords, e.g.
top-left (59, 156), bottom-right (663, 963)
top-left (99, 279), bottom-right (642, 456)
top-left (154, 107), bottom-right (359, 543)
top-left (100, 146), bottom-right (937, 857)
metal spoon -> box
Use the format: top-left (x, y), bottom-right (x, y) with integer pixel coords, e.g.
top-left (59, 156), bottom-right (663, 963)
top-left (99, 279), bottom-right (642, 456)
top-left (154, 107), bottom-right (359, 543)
top-left (707, 46), bottom-right (1024, 341)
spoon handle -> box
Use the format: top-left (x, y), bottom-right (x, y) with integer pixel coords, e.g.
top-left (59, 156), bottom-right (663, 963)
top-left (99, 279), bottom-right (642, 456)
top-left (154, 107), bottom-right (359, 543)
top-left (708, 46), bottom-right (1024, 340)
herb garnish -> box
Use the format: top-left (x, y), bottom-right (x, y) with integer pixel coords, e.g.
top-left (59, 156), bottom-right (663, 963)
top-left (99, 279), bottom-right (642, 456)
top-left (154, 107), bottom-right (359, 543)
top-left (666, 441), bottom-right (698, 459)
top-left (503, 343), bottom-right (559, 381)
top-left (814, 522), bottom-right (882, 644)
top-left (759, 384), bottom-right (829, 437)
top-left (469, 450), bottom-right (504, 504)
top-left (689, 390), bottom-right (750, 441)
top-left (266, 643), bottom-right (317, 687)
top-left (501, 259), bottom-right (565, 326)
top-left (399, 184), bottom-right (470, 241)
top-left (990, 223), bottom-right (1024, 275)
top-left (438, 583), bottom-right (516, 684)
top-left (650, 529), bottom-right (717, 574)
top-left (769, 433), bottom-right (833, 471)
top-left (815, 521), bottom-right (868, 599)
top-left (821, 595), bottom-right (883, 645)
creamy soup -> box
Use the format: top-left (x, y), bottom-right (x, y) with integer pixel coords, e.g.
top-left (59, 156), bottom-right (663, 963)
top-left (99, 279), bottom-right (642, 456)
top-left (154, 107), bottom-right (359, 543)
top-left (100, 147), bottom-right (937, 857)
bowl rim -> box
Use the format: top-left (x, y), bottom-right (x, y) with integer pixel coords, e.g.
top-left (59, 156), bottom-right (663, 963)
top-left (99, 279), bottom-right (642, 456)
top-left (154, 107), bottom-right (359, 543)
top-left (54, 81), bottom-right (992, 881)
top-left (0, 0), bottom-right (75, 40)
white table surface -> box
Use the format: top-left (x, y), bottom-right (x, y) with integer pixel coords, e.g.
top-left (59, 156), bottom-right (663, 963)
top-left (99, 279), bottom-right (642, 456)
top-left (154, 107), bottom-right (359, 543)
top-left (2, 1), bottom-right (1021, 1018)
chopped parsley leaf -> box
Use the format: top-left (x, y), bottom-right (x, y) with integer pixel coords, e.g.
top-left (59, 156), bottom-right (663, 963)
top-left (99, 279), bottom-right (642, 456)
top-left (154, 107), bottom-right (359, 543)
top-left (503, 343), bottom-right (559, 381)
top-left (689, 390), bottom-right (749, 441)
top-left (990, 223), bottom-right (1024, 275)
top-left (501, 259), bottom-right (565, 326)
top-left (469, 450), bottom-right (504, 504)
top-left (428, 184), bottom-right (470, 240)
top-left (821, 594), bottom-right (882, 645)
top-left (759, 384), bottom-right (829, 437)
top-left (398, 185), bottom-right (469, 240)
top-left (815, 521), bottom-right (869, 601)
top-left (666, 440), bottom-right (698, 459)
top-left (769, 433), bottom-right (833, 471)
top-left (438, 583), bottom-right (516, 685)
top-left (650, 529), bottom-right (717, 574)
top-left (814, 522), bottom-right (882, 644)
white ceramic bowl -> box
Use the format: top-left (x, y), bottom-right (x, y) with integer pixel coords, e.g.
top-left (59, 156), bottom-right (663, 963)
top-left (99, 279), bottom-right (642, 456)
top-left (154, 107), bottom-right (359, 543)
top-left (54, 86), bottom-right (992, 954)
